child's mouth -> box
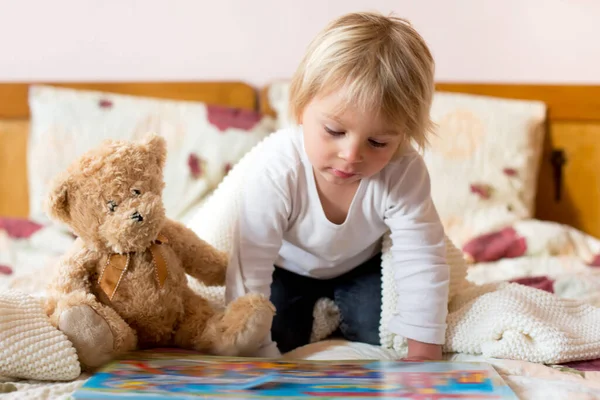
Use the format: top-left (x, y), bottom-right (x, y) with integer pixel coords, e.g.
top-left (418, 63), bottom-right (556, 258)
top-left (331, 169), bottom-right (356, 179)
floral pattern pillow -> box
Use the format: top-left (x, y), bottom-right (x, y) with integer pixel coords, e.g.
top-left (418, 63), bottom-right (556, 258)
top-left (28, 85), bottom-right (276, 226)
top-left (424, 92), bottom-right (547, 245)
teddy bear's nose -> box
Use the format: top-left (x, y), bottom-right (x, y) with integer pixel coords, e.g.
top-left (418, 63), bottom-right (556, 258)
top-left (131, 211), bottom-right (144, 222)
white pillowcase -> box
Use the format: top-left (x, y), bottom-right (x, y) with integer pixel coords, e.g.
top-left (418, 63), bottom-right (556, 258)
top-left (425, 92), bottom-right (546, 245)
top-left (27, 85), bottom-right (275, 227)
top-left (267, 80), bottom-right (293, 129)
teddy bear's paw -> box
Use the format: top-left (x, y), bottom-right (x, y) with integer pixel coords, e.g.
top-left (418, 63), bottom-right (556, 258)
top-left (211, 293), bottom-right (276, 356)
top-left (58, 305), bottom-right (115, 369)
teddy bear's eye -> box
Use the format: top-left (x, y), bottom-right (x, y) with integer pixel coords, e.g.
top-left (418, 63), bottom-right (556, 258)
top-left (131, 189), bottom-right (141, 196)
top-left (107, 200), bottom-right (117, 212)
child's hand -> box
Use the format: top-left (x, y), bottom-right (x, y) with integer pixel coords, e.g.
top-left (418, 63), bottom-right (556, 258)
top-left (402, 339), bottom-right (442, 362)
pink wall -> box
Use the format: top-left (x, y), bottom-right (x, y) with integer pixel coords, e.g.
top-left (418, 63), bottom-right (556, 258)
top-left (0, 0), bottom-right (599, 86)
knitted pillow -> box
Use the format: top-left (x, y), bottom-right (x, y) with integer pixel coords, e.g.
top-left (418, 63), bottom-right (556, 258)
top-left (0, 291), bottom-right (80, 381)
top-left (27, 85), bottom-right (276, 227)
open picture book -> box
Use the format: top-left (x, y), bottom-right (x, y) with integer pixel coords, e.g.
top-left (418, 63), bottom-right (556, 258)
top-left (72, 348), bottom-right (518, 399)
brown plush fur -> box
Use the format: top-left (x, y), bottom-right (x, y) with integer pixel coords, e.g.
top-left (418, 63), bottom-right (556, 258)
top-left (44, 135), bottom-right (275, 370)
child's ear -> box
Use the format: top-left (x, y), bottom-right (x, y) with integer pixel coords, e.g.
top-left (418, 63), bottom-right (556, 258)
top-left (44, 176), bottom-right (71, 223)
top-left (296, 108), bottom-right (303, 125)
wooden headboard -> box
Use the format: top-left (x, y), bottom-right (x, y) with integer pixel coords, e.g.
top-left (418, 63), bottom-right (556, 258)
top-left (0, 82), bottom-right (257, 219)
top-left (260, 83), bottom-right (600, 238)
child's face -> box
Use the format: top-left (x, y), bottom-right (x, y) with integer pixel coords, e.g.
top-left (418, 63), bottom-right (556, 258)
top-left (301, 89), bottom-right (402, 186)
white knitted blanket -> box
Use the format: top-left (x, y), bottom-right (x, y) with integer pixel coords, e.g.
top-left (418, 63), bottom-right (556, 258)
top-left (0, 291), bottom-right (80, 381)
top-left (188, 133), bottom-right (600, 364)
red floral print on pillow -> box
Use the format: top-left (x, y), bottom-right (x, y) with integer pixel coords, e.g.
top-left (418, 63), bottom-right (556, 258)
top-left (0, 217), bottom-right (44, 239)
top-left (98, 98), bottom-right (113, 109)
top-left (206, 105), bottom-right (262, 132)
top-left (589, 254), bottom-right (600, 267)
top-left (510, 276), bottom-right (554, 293)
top-left (188, 154), bottom-right (205, 179)
top-left (470, 183), bottom-right (493, 199)
top-left (0, 265), bottom-right (13, 275)
top-left (503, 167), bottom-right (518, 177)
top-left (462, 227), bottom-right (527, 263)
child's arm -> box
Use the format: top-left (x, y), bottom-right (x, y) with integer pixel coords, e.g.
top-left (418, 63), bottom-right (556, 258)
top-left (404, 339), bottom-right (443, 361)
top-left (384, 154), bottom-right (449, 361)
top-left (225, 168), bottom-right (290, 356)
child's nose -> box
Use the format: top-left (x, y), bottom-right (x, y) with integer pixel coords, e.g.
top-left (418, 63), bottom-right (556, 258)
top-left (338, 143), bottom-right (363, 163)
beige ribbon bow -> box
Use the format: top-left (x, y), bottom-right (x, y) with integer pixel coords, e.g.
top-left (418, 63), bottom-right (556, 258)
top-left (98, 233), bottom-right (169, 301)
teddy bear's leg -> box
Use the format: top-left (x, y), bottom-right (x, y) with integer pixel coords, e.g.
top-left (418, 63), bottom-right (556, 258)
top-left (47, 290), bottom-right (137, 370)
top-left (207, 293), bottom-right (276, 356)
top-left (174, 291), bottom-right (275, 356)
top-left (172, 292), bottom-right (215, 353)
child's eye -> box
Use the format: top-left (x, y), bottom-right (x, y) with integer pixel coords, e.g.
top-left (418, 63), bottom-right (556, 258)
top-left (369, 139), bottom-right (387, 148)
top-left (107, 200), bottom-right (117, 212)
top-left (324, 126), bottom-right (344, 136)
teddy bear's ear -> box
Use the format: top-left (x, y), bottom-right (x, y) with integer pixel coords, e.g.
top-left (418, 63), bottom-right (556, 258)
top-left (143, 134), bottom-right (167, 169)
top-left (144, 133), bottom-right (167, 169)
top-left (44, 176), bottom-right (71, 223)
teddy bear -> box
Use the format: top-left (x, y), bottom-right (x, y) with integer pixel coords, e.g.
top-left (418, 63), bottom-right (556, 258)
top-left (43, 134), bottom-right (275, 370)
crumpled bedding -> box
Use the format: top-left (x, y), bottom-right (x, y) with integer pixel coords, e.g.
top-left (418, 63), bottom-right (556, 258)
top-left (2, 216), bottom-right (600, 399)
top-left (463, 219), bottom-right (600, 307)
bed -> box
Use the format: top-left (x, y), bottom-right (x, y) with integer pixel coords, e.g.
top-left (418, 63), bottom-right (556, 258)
top-left (2, 81), bottom-right (600, 399)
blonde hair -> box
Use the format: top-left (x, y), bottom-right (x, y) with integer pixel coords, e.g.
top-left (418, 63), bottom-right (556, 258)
top-left (289, 11), bottom-right (435, 150)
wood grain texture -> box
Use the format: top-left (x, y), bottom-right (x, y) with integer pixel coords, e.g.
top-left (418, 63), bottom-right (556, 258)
top-left (0, 82), bottom-right (258, 118)
top-left (435, 83), bottom-right (600, 122)
top-left (0, 81), bottom-right (258, 218)
top-left (0, 120), bottom-right (29, 217)
top-left (535, 122), bottom-right (600, 238)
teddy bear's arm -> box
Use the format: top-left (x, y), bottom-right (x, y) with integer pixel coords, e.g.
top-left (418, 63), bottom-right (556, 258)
top-left (161, 219), bottom-right (227, 286)
top-left (48, 239), bottom-right (99, 295)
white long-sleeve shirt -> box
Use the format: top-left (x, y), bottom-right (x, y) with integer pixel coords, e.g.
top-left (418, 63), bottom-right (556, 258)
top-left (226, 126), bottom-right (449, 356)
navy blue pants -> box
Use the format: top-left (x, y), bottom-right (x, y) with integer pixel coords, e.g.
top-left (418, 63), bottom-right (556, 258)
top-left (270, 253), bottom-right (382, 353)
